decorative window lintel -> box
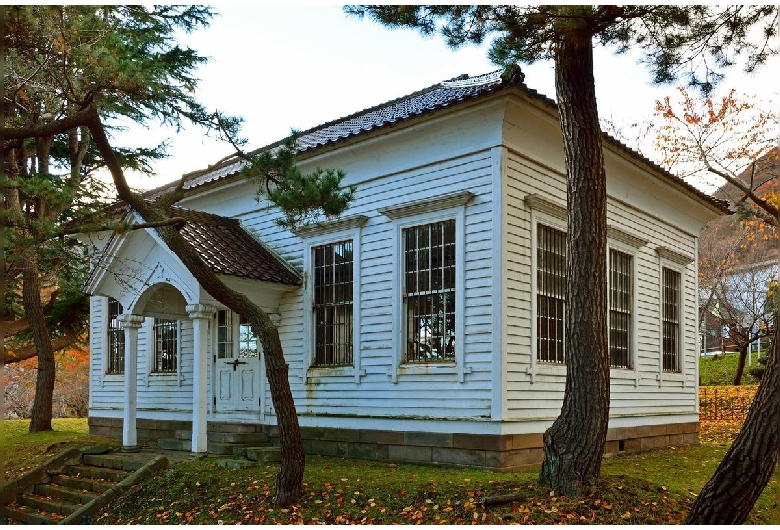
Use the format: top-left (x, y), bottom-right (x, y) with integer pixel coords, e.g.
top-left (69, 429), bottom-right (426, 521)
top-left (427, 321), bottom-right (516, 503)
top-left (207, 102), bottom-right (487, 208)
top-left (655, 246), bottom-right (694, 265)
top-left (524, 194), bottom-right (565, 219)
top-left (379, 191), bottom-right (474, 220)
top-left (292, 214), bottom-right (368, 238)
top-left (608, 226), bottom-right (648, 249)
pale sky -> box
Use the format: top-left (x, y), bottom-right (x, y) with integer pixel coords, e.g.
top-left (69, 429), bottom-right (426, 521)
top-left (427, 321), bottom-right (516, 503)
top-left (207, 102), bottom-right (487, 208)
top-left (114, 4), bottom-right (779, 193)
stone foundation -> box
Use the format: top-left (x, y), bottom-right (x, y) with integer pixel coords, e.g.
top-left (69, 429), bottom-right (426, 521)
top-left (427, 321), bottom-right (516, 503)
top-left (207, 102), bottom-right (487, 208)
top-left (90, 416), bottom-right (698, 471)
top-left (266, 422), bottom-right (699, 471)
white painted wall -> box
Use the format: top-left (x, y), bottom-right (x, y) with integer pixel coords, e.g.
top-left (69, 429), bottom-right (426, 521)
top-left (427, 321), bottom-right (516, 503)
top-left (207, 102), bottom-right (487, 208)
top-left (88, 89), bottom-right (718, 433)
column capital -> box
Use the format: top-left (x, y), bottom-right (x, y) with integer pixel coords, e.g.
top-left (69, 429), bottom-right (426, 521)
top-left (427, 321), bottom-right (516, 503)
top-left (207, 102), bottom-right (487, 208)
top-left (187, 304), bottom-right (215, 320)
top-left (118, 314), bottom-right (145, 328)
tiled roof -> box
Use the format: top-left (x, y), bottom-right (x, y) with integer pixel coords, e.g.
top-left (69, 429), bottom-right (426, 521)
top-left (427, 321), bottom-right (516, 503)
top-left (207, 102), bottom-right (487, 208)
top-left (147, 68), bottom-right (728, 214)
top-left (167, 207), bottom-right (301, 285)
top-left (160, 70), bottom-right (523, 193)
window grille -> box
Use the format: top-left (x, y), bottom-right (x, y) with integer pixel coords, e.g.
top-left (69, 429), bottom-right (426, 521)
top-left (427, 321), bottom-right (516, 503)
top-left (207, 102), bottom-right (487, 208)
top-left (106, 298), bottom-right (124, 374)
top-left (609, 249), bottom-right (632, 368)
top-left (216, 310), bottom-right (233, 360)
top-left (153, 318), bottom-right (178, 373)
top-left (403, 219), bottom-right (456, 363)
top-left (662, 267), bottom-right (681, 372)
top-left (313, 240), bottom-right (354, 366)
top-left (537, 224), bottom-right (566, 363)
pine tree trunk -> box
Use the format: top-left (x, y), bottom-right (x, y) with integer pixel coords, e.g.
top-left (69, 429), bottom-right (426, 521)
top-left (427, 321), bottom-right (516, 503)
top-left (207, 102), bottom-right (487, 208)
top-left (538, 27), bottom-right (610, 497)
top-left (158, 223), bottom-right (305, 507)
top-left (685, 324), bottom-right (779, 524)
top-left (732, 342), bottom-right (749, 385)
top-left (24, 254), bottom-right (55, 433)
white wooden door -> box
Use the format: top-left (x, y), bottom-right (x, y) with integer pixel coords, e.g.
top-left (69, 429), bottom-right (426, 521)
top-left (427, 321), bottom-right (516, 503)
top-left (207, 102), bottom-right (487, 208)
top-left (214, 310), bottom-right (261, 412)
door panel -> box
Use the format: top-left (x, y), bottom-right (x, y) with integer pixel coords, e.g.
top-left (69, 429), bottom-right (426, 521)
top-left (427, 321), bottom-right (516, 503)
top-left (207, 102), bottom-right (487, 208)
top-left (218, 370), bottom-right (232, 401)
top-left (213, 310), bottom-right (260, 412)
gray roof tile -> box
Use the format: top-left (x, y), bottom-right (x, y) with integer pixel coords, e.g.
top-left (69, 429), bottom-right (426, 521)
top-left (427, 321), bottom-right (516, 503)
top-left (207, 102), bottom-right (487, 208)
top-left (168, 207), bottom-right (301, 285)
top-left (162, 69), bottom-right (728, 214)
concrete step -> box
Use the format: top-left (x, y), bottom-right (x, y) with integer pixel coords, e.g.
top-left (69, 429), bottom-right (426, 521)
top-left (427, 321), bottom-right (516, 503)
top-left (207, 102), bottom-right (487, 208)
top-left (34, 482), bottom-right (99, 506)
top-left (2, 447), bottom-right (169, 525)
top-left (65, 463), bottom-right (130, 482)
top-left (246, 446), bottom-right (281, 463)
top-left (208, 441), bottom-right (258, 455)
top-left (173, 430), bottom-right (269, 444)
top-left (157, 438), bottom-right (189, 451)
top-left (1, 504), bottom-right (62, 525)
top-left (83, 452), bottom-right (149, 472)
top-left (214, 458), bottom-right (256, 470)
top-left (51, 473), bottom-right (117, 494)
top-left (17, 491), bottom-right (82, 515)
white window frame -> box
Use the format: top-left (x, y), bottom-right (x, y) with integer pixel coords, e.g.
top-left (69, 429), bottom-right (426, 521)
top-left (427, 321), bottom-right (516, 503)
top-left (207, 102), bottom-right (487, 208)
top-left (526, 195), bottom-right (568, 382)
top-left (102, 296), bottom-right (125, 381)
top-left (389, 205), bottom-right (466, 382)
top-left (299, 216), bottom-right (365, 383)
top-left (146, 317), bottom-right (182, 385)
top-left (659, 263), bottom-right (684, 378)
top-left (656, 245), bottom-right (693, 385)
top-left (607, 234), bottom-right (644, 386)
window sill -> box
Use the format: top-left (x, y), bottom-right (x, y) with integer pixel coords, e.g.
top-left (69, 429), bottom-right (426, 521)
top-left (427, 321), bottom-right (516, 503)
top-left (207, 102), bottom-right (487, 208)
top-left (103, 373), bottom-right (124, 379)
top-left (657, 372), bottom-right (687, 386)
top-left (527, 362), bottom-right (567, 381)
top-left (307, 366), bottom-right (355, 378)
top-left (397, 363), bottom-right (457, 377)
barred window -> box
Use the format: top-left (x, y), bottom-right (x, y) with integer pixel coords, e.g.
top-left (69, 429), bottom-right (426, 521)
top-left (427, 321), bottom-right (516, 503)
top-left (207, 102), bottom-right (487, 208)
top-left (313, 240), bottom-right (354, 366)
top-left (662, 267), bottom-right (681, 372)
top-left (537, 224), bottom-right (566, 363)
top-left (106, 298), bottom-right (125, 374)
top-left (609, 250), bottom-right (632, 368)
top-left (152, 318), bottom-right (178, 373)
top-left (404, 219), bottom-right (456, 363)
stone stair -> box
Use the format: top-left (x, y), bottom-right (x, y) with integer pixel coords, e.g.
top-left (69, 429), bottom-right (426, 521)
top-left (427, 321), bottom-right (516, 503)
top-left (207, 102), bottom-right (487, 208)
top-left (1, 446), bottom-right (169, 525)
top-left (156, 423), bottom-right (274, 456)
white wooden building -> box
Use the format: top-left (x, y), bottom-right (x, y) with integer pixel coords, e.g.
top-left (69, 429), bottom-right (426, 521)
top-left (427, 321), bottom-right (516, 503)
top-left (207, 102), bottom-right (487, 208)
top-left (84, 70), bottom-right (728, 469)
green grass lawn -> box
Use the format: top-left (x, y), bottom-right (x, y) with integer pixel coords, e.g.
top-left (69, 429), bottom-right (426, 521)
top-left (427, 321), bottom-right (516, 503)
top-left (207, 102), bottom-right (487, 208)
top-left (2, 418), bottom-right (778, 524)
top-left (2, 418), bottom-right (120, 481)
top-left (699, 351), bottom-right (765, 386)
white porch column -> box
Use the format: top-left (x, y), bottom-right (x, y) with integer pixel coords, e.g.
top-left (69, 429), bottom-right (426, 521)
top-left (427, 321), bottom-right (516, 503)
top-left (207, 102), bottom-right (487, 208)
top-left (187, 304), bottom-right (214, 453)
top-left (118, 313), bottom-right (145, 451)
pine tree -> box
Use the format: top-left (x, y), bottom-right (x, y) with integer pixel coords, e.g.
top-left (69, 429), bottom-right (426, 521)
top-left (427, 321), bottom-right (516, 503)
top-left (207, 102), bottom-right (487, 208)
top-left (347, 4), bottom-right (777, 499)
top-left (2, 5), bottom-right (353, 506)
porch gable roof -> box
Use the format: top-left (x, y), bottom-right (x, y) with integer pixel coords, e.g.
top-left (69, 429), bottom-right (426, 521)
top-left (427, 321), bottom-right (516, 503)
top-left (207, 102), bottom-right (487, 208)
top-left (85, 206), bottom-right (302, 295)
top-left (171, 207), bottom-right (302, 285)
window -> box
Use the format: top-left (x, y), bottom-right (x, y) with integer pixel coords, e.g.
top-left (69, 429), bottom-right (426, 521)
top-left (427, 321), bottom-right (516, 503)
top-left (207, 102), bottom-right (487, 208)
top-left (239, 318), bottom-right (258, 359)
top-left (217, 309), bottom-right (259, 359)
top-left (106, 298), bottom-right (124, 374)
top-left (537, 224), bottom-right (566, 363)
top-left (662, 267), bottom-right (681, 372)
top-left (216, 310), bottom-right (234, 360)
top-left (313, 240), bottom-right (354, 366)
top-left (403, 219), bottom-right (456, 363)
top-left (152, 318), bottom-right (178, 373)
top-left (609, 249), bottom-right (633, 368)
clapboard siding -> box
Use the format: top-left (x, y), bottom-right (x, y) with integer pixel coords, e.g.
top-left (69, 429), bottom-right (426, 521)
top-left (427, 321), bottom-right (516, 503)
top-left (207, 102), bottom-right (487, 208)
top-left (213, 146), bottom-right (500, 421)
top-left (88, 87), bottom-right (720, 438)
top-left (500, 136), bottom-right (701, 421)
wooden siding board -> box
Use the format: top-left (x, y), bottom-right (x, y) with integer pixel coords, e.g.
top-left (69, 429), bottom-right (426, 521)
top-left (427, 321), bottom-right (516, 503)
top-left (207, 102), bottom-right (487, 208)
top-left (501, 147), bottom-right (701, 419)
